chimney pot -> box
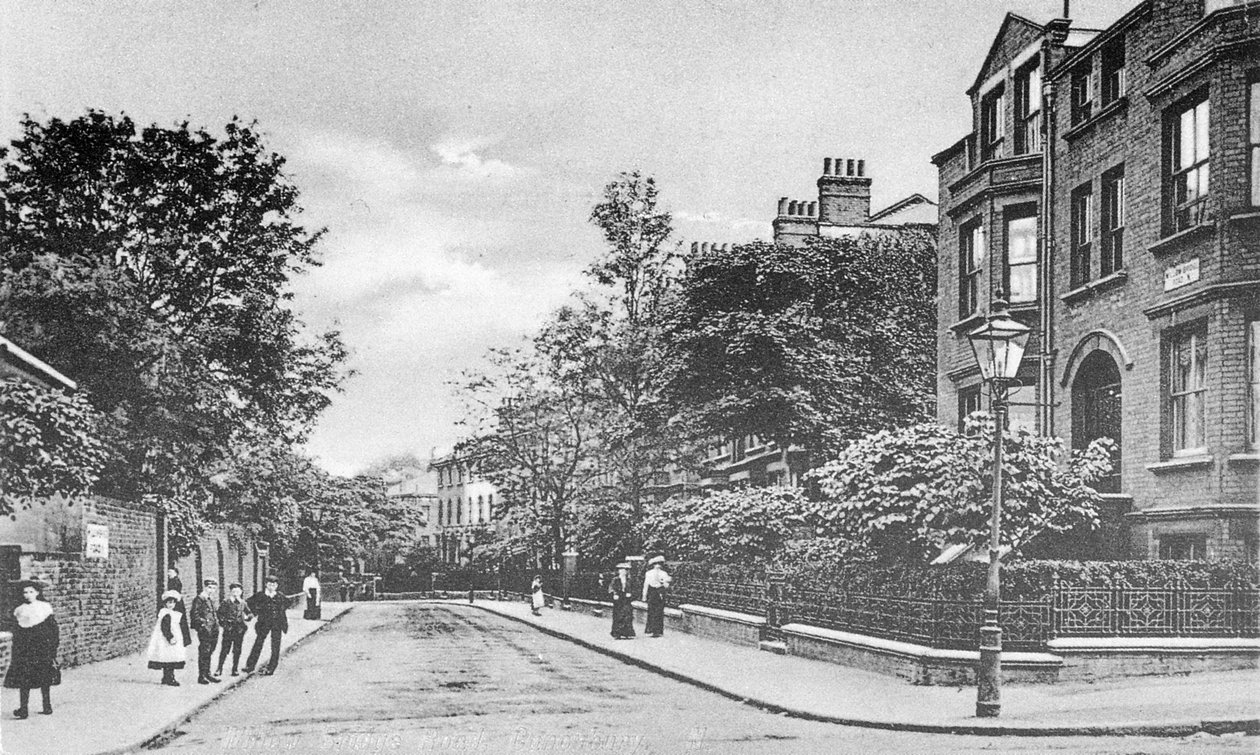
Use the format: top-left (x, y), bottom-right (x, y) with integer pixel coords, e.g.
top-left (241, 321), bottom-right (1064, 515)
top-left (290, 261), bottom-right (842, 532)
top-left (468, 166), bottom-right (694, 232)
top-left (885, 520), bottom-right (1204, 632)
top-left (823, 157), bottom-right (833, 176)
top-left (690, 241), bottom-right (698, 254)
top-left (833, 157), bottom-right (842, 176)
top-left (846, 159), bottom-right (855, 176)
top-left (809, 201), bottom-right (817, 216)
top-left (778, 197), bottom-right (789, 216)
top-left (858, 159), bottom-right (866, 177)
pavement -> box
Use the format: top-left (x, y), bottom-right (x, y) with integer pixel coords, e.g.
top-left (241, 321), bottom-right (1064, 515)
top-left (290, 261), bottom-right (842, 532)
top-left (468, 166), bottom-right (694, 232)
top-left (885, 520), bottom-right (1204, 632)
top-left (0, 602), bottom-right (354, 755)
top-left (458, 597), bottom-right (1260, 738)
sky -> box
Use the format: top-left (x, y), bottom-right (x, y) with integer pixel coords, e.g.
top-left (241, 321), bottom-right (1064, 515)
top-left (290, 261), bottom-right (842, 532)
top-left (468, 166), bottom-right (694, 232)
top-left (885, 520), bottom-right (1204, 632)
top-left (0, 0), bottom-right (1137, 476)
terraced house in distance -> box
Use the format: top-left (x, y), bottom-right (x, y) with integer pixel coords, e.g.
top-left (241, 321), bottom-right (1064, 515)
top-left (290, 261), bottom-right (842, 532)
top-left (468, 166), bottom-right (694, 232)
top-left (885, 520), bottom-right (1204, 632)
top-left (932, 0), bottom-right (1259, 560)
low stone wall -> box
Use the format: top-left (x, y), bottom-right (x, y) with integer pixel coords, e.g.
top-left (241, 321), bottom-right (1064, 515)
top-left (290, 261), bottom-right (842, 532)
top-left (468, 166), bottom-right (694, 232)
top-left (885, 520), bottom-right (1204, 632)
top-left (1050, 638), bottom-right (1260, 683)
top-left (781, 623), bottom-right (1063, 686)
top-left (679, 604), bottom-right (764, 647)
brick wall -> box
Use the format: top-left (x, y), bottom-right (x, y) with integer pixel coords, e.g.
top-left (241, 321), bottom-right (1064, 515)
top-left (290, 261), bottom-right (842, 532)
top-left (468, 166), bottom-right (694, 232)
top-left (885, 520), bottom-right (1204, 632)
top-left (20, 497), bottom-right (157, 667)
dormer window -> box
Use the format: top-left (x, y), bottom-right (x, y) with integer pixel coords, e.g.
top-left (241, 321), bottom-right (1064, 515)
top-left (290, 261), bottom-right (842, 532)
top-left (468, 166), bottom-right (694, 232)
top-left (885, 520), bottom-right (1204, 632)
top-left (980, 85), bottom-right (1006, 163)
top-left (1014, 59), bottom-right (1042, 154)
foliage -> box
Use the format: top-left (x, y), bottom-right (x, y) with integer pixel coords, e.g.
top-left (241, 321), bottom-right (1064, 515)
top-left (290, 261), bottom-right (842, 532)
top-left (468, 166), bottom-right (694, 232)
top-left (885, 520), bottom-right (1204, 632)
top-left (0, 376), bottom-right (109, 513)
top-left (660, 231), bottom-right (937, 463)
top-left (456, 348), bottom-right (603, 568)
top-left (640, 487), bottom-right (812, 565)
top-left (807, 413), bottom-right (1116, 562)
top-left (0, 111), bottom-right (349, 552)
top-left (536, 171), bottom-right (686, 528)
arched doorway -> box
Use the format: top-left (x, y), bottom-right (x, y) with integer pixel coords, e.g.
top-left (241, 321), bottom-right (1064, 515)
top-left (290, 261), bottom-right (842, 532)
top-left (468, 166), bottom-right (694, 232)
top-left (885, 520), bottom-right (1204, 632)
top-left (1072, 350), bottom-right (1122, 493)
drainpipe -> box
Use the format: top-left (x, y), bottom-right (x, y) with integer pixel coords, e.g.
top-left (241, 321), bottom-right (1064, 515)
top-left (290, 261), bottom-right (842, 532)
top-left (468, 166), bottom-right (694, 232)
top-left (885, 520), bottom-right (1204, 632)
top-left (1040, 79), bottom-right (1057, 438)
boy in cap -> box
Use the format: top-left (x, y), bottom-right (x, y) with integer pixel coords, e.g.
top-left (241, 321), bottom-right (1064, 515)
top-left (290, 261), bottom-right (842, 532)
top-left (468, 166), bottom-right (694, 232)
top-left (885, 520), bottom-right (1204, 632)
top-left (243, 575), bottom-right (289, 675)
top-left (190, 579), bottom-right (221, 684)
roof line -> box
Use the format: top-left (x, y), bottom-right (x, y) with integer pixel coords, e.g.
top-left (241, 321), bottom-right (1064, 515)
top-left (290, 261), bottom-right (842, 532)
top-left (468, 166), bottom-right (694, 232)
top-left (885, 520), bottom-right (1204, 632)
top-left (0, 336), bottom-right (77, 390)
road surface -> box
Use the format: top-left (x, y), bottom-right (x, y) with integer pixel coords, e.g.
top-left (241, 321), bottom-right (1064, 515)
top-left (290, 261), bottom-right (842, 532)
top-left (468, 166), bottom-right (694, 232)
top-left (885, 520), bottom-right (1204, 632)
top-left (148, 602), bottom-right (1256, 754)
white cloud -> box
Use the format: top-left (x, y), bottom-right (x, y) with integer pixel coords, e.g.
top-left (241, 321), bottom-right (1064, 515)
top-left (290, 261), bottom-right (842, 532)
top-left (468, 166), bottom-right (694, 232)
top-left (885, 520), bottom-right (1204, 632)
top-left (675, 209), bottom-right (771, 239)
top-left (430, 135), bottom-right (518, 180)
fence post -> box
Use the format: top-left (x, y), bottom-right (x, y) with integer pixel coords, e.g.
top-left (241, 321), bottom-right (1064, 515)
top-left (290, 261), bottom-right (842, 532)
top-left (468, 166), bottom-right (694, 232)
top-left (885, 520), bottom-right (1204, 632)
top-left (764, 569), bottom-right (786, 642)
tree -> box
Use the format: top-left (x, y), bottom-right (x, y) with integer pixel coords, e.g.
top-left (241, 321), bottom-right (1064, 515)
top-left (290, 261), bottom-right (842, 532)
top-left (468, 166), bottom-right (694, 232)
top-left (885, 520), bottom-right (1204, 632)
top-left (0, 111), bottom-right (349, 552)
top-left (806, 414), bottom-right (1116, 562)
top-left (640, 487), bottom-right (811, 565)
top-left (0, 377), bottom-right (109, 513)
top-left (540, 172), bottom-right (684, 535)
top-left (457, 348), bottom-right (603, 569)
top-left (660, 230), bottom-right (937, 469)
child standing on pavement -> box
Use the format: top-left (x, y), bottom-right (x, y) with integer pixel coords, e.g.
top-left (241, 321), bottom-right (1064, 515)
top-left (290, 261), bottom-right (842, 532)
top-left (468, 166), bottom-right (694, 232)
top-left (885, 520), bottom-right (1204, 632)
top-left (147, 591), bottom-right (188, 686)
top-left (216, 583), bottom-right (253, 677)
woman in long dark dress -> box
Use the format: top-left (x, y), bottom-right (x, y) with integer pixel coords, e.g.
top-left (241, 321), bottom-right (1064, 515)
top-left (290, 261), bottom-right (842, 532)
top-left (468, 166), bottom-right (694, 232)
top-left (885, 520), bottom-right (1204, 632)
top-left (5, 580), bottom-right (60, 719)
top-left (608, 562), bottom-right (635, 639)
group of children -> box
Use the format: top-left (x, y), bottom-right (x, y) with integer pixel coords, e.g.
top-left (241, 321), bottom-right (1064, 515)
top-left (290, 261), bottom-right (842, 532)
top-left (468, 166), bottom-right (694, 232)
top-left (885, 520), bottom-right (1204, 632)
top-left (146, 570), bottom-right (299, 686)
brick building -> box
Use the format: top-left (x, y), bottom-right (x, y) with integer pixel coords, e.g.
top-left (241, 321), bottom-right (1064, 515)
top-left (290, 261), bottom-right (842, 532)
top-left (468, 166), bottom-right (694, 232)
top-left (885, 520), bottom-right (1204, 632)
top-left (932, 0), bottom-right (1259, 559)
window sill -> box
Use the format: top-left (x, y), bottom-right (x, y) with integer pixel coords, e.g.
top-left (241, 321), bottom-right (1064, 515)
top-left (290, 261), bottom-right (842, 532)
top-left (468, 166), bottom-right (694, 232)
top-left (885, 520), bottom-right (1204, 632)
top-left (1148, 223), bottom-right (1214, 256)
top-left (1062, 97), bottom-right (1129, 142)
top-left (1008, 301), bottom-right (1039, 314)
top-left (1228, 209), bottom-right (1260, 224)
top-left (950, 312), bottom-right (986, 333)
top-left (1060, 270), bottom-right (1129, 305)
top-left (1227, 452), bottom-right (1260, 465)
top-left (1145, 455), bottom-right (1214, 473)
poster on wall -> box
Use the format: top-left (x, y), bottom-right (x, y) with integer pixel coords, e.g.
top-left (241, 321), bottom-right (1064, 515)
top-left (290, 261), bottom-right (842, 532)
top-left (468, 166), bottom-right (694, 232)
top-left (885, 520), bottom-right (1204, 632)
top-left (85, 523), bottom-right (109, 559)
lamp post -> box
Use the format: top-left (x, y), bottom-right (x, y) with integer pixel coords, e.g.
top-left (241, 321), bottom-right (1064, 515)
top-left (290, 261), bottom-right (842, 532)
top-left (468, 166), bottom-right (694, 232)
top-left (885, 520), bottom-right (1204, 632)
top-left (966, 298), bottom-right (1031, 719)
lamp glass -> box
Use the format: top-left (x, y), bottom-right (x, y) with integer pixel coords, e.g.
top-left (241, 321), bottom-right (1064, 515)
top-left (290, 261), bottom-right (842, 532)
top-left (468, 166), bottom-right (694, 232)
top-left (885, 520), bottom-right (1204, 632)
top-left (967, 308), bottom-right (1031, 381)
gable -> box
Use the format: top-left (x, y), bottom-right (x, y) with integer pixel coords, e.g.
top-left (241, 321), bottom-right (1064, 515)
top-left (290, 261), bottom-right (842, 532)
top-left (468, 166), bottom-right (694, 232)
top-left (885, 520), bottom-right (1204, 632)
top-left (969, 13), bottom-right (1046, 95)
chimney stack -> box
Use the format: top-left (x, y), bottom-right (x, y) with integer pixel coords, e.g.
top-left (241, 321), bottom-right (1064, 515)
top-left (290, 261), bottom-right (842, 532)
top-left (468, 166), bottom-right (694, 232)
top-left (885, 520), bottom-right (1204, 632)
top-left (817, 156), bottom-right (872, 226)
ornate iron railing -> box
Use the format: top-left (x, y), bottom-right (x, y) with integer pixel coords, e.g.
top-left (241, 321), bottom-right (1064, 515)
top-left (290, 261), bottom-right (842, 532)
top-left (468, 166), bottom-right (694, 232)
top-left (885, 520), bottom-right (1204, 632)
top-left (667, 578), bottom-right (767, 615)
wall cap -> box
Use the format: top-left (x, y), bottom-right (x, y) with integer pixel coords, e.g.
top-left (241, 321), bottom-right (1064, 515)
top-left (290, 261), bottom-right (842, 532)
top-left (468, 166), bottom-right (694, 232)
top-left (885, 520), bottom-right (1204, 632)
top-left (679, 604), bottom-right (766, 627)
top-left (780, 623), bottom-right (1062, 666)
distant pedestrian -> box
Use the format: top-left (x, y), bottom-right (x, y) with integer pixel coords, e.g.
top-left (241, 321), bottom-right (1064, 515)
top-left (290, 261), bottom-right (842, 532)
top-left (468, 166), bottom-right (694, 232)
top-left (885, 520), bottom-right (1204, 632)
top-left (243, 575), bottom-right (289, 675)
top-left (302, 569), bottom-right (322, 620)
top-left (530, 575), bottom-right (544, 616)
top-left (642, 555), bottom-right (672, 638)
top-left (215, 583), bottom-right (253, 677)
top-left (608, 562), bottom-right (635, 639)
top-left (5, 580), bottom-right (60, 718)
top-left (147, 590), bottom-right (188, 686)
top-left (190, 579), bottom-right (221, 684)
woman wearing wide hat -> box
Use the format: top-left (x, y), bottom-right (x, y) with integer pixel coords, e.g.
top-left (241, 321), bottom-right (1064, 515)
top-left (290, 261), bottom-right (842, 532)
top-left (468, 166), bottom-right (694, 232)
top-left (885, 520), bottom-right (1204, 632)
top-left (642, 555), bottom-right (672, 638)
top-left (147, 590), bottom-right (189, 686)
top-left (4, 579), bottom-right (60, 718)
top-left (607, 562), bottom-right (635, 639)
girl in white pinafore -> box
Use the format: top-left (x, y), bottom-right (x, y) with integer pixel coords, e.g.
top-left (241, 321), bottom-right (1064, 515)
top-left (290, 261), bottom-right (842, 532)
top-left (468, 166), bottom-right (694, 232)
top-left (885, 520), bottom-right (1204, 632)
top-left (147, 590), bottom-right (189, 686)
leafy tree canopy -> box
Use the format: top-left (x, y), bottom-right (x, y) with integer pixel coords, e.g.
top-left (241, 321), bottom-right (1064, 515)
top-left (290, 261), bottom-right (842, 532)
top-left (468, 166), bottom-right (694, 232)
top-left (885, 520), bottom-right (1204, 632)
top-left (806, 414), bottom-right (1116, 562)
top-left (0, 376), bottom-right (109, 514)
top-left (0, 111), bottom-right (349, 551)
top-left (660, 230), bottom-right (937, 461)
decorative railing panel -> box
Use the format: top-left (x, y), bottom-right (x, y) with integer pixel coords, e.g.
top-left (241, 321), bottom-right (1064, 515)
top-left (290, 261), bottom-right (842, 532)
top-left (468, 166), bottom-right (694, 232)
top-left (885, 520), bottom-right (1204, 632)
top-left (668, 578), bottom-right (767, 615)
top-left (1055, 586), bottom-right (1259, 638)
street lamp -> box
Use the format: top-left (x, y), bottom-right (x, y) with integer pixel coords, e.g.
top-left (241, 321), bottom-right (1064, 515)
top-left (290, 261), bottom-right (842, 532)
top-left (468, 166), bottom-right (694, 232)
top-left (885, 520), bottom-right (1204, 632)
top-left (966, 297), bottom-right (1031, 719)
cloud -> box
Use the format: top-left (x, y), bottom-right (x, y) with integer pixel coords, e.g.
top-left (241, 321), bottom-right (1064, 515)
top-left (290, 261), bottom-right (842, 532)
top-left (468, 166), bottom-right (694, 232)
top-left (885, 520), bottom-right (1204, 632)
top-left (430, 135), bottom-right (518, 180)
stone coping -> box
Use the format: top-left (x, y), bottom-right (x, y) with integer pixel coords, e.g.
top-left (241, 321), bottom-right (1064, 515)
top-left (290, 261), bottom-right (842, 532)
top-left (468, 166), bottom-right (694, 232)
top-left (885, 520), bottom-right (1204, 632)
top-left (679, 603), bottom-right (766, 627)
top-left (1048, 637), bottom-right (1260, 652)
top-left (780, 623), bottom-right (1063, 667)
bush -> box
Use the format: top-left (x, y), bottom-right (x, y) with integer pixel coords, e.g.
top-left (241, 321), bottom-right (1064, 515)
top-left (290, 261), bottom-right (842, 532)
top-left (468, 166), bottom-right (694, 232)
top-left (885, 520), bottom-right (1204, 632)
top-left (807, 414), bottom-right (1116, 562)
top-left (640, 486), bottom-right (811, 565)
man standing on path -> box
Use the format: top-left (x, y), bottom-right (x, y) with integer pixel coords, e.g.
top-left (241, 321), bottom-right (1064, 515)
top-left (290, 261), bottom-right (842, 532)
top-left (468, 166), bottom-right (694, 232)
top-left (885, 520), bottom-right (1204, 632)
top-left (642, 556), bottom-right (672, 638)
top-left (216, 583), bottom-right (253, 677)
top-left (190, 580), bottom-right (221, 684)
top-left (243, 575), bottom-right (288, 676)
